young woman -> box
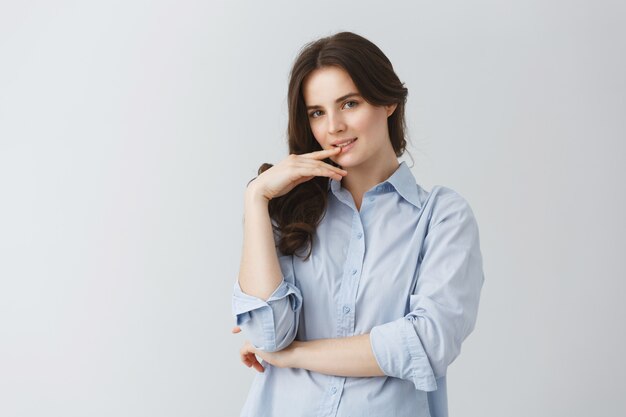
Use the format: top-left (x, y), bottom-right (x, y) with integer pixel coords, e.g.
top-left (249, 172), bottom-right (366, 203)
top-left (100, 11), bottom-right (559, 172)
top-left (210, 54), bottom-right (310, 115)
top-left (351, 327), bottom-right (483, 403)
top-left (231, 31), bottom-right (484, 417)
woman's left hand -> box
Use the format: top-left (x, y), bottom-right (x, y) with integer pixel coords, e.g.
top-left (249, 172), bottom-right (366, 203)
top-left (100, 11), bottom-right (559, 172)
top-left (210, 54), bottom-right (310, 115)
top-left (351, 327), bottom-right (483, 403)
top-left (232, 326), bottom-right (299, 372)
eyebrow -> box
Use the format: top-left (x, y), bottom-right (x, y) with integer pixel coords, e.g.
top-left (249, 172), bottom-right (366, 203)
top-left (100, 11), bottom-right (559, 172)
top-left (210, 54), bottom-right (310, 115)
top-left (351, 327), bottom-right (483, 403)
top-left (306, 92), bottom-right (360, 110)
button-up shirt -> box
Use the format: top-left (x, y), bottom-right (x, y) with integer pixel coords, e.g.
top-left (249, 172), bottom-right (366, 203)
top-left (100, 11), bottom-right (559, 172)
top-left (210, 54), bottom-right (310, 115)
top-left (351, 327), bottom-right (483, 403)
top-left (232, 161), bottom-right (485, 417)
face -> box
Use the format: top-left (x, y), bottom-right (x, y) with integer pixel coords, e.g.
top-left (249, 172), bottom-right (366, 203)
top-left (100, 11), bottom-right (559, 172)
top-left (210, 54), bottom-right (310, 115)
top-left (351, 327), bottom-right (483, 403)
top-left (302, 66), bottom-right (397, 169)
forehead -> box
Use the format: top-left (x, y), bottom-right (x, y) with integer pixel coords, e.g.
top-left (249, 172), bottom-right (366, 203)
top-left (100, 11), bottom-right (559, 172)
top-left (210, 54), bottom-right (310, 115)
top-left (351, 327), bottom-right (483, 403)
top-left (302, 66), bottom-right (358, 104)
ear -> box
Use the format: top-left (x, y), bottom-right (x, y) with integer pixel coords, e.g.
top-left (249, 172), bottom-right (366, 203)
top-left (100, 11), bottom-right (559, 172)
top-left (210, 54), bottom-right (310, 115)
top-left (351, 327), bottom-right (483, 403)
top-left (386, 103), bottom-right (398, 117)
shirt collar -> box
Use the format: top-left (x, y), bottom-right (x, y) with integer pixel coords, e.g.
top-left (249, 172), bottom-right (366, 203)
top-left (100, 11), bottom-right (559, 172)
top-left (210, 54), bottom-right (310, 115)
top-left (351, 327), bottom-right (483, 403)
top-left (327, 161), bottom-right (422, 209)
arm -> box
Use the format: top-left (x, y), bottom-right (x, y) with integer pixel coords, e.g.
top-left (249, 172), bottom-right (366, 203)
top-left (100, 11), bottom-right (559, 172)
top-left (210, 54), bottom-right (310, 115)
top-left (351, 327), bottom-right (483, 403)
top-left (368, 191), bottom-right (485, 391)
top-left (239, 332), bottom-right (385, 377)
top-left (232, 148), bottom-right (346, 353)
top-left (231, 185), bottom-right (303, 352)
top-left (289, 334), bottom-right (385, 377)
top-left (239, 191), bottom-right (483, 383)
top-left (238, 187), bottom-right (282, 299)
top-left (233, 185), bottom-right (373, 373)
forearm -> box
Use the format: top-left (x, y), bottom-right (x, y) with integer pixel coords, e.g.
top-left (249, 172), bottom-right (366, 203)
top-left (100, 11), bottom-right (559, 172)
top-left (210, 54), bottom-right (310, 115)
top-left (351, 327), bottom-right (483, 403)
top-left (237, 186), bottom-right (282, 300)
top-left (289, 334), bottom-right (386, 377)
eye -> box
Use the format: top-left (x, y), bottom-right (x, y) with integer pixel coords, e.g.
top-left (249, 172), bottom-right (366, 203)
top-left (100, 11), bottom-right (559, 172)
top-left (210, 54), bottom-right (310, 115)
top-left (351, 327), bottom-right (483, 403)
top-left (343, 100), bottom-right (358, 109)
top-left (309, 110), bottom-right (322, 118)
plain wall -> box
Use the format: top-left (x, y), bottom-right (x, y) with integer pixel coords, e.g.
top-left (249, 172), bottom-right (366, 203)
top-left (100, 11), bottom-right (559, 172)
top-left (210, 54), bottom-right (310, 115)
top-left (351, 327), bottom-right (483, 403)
top-left (1, 1), bottom-right (624, 416)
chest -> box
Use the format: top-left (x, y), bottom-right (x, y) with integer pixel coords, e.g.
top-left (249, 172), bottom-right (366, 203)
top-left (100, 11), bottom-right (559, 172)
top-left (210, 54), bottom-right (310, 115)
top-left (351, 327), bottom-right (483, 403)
top-left (292, 196), bottom-right (429, 325)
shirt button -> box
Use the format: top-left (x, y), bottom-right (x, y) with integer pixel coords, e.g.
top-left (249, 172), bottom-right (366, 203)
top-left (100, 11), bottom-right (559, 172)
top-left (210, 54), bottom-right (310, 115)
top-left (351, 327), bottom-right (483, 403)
top-left (369, 197), bottom-right (374, 202)
top-left (331, 386), bottom-right (337, 395)
top-left (356, 232), bottom-right (363, 239)
top-left (343, 306), bottom-right (351, 314)
top-left (351, 268), bottom-right (357, 275)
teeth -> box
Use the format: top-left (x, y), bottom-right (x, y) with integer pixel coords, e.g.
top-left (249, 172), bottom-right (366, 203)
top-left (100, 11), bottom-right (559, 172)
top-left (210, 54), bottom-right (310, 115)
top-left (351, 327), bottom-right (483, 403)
top-left (335, 139), bottom-right (355, 147)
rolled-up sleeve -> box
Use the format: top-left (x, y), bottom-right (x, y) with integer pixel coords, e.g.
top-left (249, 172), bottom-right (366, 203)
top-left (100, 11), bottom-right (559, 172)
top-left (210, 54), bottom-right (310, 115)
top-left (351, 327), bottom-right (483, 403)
top-left (370, 192), bottom-right (485, 391)
top-left (232, 251), bottom-right (303, 352)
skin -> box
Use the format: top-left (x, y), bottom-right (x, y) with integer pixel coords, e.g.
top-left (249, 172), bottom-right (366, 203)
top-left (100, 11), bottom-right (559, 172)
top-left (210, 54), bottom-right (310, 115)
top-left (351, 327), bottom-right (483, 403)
top-left (234, 65), bottom-right (402, 377)
top-left (238, 147), bottom-right (347, 301)
top-left (304, 65), bottom-right (399, 210)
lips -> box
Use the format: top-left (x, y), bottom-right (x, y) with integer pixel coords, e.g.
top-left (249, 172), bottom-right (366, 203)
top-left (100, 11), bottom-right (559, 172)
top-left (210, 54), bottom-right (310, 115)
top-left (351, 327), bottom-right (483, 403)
top-left (332, 138), bottom-right (357, 147)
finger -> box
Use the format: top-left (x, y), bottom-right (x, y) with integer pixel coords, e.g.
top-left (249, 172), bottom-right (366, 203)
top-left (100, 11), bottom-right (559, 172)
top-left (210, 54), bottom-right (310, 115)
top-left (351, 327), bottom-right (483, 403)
top-left (241, 347), bottom-right (257, 366)
top-left (293, 165), bottom-right (346, 181)
top-left (294, 159), bottom-right (348, 175)
top-left (242, 352), bottom-right (264, 372)
top-left (231, 326), bottom-right (241, 334)
top-left (253, 361), bottom-right (265, 372)
top-left (242, 353), bottom-right (255, 367)
top-left (299, 167), bottom-right (342, 181)
top-left (249, 355), bottom-right (265, 372)
top-left (298, 147), bottom-right (342, 160)
top-left (240, 342), bottom-right (253, 359)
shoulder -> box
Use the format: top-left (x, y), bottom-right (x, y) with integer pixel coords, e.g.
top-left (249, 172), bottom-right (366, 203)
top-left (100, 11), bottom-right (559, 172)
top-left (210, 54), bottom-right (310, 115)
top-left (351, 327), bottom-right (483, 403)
top-left (423, 185), bottom-right (478, 229)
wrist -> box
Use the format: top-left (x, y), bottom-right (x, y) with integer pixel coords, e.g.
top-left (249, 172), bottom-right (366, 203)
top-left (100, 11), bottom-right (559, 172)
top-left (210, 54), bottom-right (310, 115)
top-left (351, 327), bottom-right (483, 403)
top-left (245, 183), bottom-right (270, 205)
top-left (284, 340), bottom-right (305, 368)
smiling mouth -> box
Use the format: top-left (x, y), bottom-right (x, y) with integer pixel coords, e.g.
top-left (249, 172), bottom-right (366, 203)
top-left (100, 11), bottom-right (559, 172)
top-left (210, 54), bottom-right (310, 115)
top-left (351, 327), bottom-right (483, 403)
top-left (333, 138), bottom-right (357, 148)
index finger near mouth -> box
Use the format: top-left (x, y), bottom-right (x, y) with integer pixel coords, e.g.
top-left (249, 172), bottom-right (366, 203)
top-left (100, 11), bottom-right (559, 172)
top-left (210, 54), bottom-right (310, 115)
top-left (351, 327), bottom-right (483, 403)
top-left (301, 147), bottom-right (339, 159)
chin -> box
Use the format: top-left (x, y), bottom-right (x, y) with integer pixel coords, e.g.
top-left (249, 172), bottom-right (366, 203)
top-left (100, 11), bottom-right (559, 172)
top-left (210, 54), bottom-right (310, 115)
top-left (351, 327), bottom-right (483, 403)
top-left (333, 158), bottom-right (361, 170)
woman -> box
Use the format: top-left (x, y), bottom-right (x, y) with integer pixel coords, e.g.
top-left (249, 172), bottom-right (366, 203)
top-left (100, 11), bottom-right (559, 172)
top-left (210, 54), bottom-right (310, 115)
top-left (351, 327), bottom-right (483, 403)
top-left (231, 31), bottom-right (484, 417)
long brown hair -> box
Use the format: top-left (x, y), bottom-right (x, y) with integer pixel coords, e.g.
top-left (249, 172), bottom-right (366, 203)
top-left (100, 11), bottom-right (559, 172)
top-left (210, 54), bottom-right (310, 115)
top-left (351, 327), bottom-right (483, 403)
top-left (251, 31), bottom-right (409, 260)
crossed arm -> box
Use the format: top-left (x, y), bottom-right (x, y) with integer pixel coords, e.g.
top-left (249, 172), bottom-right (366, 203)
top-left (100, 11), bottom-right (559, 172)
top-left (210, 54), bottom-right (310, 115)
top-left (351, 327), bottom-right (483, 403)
top-left (233, 189), bottom-right (484, 386)
top-left (234, 188), bottom-right (385, 377)
top-left (232, 326), bottom-right (385, 377)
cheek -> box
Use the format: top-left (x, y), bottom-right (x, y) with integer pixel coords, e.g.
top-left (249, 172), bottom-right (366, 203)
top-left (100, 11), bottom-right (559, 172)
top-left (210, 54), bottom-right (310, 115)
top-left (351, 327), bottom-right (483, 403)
top-left (368, 112), bottom-right (389, 135)
top-left (352, 111), bottom-right (382, 134)
top-left (310, 121), bottom-right (325, 141)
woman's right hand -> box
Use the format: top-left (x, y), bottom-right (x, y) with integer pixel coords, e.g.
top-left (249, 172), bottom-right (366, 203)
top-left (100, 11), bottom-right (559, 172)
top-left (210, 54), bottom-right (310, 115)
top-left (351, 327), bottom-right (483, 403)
top-left (247, 147), bottom-right (347, 201)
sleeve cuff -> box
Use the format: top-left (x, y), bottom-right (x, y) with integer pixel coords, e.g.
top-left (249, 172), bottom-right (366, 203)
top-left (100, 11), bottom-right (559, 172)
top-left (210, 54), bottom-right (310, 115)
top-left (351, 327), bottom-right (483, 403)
top-left (370, 317), bottom-right (438, 392)
top-left (232, 279), bottom-right (302, 322)
top-left (232, 279), bottom-right (303, 351)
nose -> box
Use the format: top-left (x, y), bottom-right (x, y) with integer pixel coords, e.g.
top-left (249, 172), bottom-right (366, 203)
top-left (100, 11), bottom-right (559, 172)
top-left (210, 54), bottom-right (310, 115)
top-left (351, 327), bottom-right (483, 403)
top-left (327, 111), bottom-right (346, 134)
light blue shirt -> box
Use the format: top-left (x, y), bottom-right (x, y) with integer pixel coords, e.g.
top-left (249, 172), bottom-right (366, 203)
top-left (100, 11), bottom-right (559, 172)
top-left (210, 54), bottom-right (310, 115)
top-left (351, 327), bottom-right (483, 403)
top-left (232, 161), bottom-right (484, 417)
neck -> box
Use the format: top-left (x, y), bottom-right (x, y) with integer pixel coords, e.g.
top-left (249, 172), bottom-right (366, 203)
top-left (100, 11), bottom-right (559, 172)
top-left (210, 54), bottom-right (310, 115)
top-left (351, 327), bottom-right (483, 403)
top-left (340, 154), bottom-right (400, 205)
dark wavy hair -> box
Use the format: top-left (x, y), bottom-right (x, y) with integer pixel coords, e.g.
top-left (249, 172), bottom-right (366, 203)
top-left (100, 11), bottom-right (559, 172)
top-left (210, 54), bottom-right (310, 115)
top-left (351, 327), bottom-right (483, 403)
top-left (250, 31), bottom-right (409, 260)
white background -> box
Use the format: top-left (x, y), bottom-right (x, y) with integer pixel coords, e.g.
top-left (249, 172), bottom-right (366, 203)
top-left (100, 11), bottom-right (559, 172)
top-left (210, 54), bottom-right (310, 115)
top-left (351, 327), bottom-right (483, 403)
top-left (1, 1), bottom-right (624, 416)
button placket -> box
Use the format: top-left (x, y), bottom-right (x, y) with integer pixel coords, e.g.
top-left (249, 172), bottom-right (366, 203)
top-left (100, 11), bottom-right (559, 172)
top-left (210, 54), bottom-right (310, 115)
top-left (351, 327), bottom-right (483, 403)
top-left (337, 212), bottom-right (363, 339)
